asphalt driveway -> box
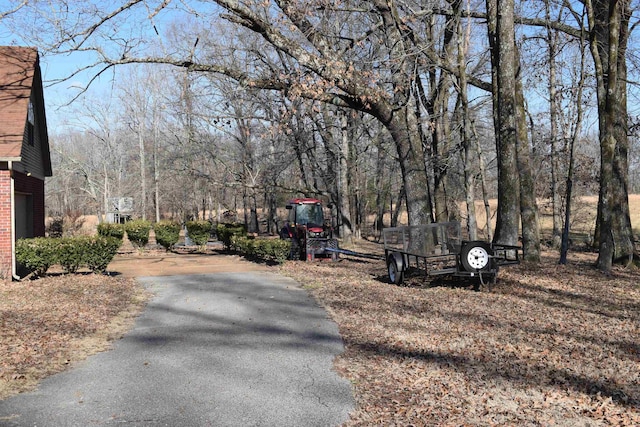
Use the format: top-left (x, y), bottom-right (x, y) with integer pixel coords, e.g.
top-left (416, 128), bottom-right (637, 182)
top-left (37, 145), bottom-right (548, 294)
top-left (0, 271), bottom-right (354, 426)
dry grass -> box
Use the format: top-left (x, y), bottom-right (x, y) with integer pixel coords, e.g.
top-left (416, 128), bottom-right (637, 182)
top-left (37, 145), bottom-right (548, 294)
top-left (0, 274), bottom-right (148, 399)
top-left (279, 244), bottom-right (640, 426)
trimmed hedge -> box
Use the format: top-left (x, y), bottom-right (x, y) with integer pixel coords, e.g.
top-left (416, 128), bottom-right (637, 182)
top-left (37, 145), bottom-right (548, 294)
top-left (57, 237), bottom-right (85, 273)
top-left (154, 220), bottom-right (181, 250)
top-left (230, 235), bottom-right (290, 264)
top-left (82, 236), bottom-right (122, 273)
top-left (186, 220), bottom-right (212, 246)
top-left (125, 219), bottom-right (152, 248)
top-left (15, 237), bottom-right (56, 277)
top-left (97, 223), bottom-right (125, 240)
top-left (216, 223), bottom-right (247, 250)
top-left (15, 236), bottom-right (122, 277)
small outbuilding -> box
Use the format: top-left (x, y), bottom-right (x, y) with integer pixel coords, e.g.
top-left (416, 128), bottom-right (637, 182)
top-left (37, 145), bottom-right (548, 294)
top-left (0, 46), bottom-right (52, 280)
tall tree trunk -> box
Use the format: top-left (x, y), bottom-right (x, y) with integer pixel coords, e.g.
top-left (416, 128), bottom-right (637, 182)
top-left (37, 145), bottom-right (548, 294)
top-left (419, 7), bottom-right (457, 223)
top-left (373, 135), bottom-right (388, 237)
top-left (153, 118), bottom-right (161, 223)
top-left (515, 46), bottom-right (541, 261)
top-left (371, 0), bottom-right (432, 227)
top-left (486, 0), bottom-right (520, 246)
top-left (391, 185), bottom-right (405, 227)
top-left (138, 123), bottom-right (147, 221)
top-left (586, 0), bottom-right (635, 271)
top-left (559, 28), bottom-right (587, 265)
top-left (386, 106), bottom-right (432, 226)
top-left (249, 194), bottom-right (258, 234)
top-left (339, 113), bottom-right (353, 240)
top-left (462, 127), bottom-right (477, 240)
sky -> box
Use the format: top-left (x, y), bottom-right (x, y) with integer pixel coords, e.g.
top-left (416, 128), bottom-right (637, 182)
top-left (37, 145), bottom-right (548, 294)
top-left (0, 35), bottom-right (122, 134)
top-left (0, 0), bottom-right (637, 141)
top-left (0, 0), bottom-right (183, 134)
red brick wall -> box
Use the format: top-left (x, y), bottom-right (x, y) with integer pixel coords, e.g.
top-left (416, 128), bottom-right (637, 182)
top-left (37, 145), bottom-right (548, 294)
top-left (0, 171), bottom-right (46, 279)
top-left (0, 170), bottom-right (12, 278)
top-left (13, 171), bottom-right (45, 237)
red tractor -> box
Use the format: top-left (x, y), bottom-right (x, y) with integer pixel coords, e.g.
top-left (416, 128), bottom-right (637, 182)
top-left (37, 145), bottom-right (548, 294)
top-left (280, 198), bottom-right (338, 261)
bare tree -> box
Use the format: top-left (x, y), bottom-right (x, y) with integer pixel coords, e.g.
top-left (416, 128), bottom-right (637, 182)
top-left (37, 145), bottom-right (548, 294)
top-left (516, 0), bottom-right (638, 268)
top-left (584, 0), bottom-right (637, 270)
top-left (22, 1), bottom-right (440, 225)
top-left (486, 0), bottom-right (520, 246)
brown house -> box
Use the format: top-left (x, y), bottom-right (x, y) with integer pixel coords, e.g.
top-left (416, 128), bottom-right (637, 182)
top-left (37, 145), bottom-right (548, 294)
top-left (0, 46), bottom-right (52, 280)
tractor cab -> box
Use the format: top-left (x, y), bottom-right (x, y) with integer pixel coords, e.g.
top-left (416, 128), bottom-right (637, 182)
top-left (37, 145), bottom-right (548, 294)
top-left (286, 200), bottom-right (326, 235)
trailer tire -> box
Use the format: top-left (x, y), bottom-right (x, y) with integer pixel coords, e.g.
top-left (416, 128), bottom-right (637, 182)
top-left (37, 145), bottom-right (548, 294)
top-left (387, 256), bottom-right (404, 285)
top-left (460, 241), bottom-right (492, 272)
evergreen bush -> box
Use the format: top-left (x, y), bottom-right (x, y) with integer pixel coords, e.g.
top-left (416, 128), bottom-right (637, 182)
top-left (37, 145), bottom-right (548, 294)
top-left (83, 236), bottom-right (121, 273)
top-left (230, 235), bottom-right (290, 264)
top-left (216, 223), bottom-right (247, 250)
top-left (185, 220), bottom-right (212, 246)
top-left (15, 236), bottom-right (122, 277)
top-left (266, 239), bottom-right (291, 264)
top-left (97, 223), bottom-right (125, 240)
top-left (125, 219), bottom-right (152, 248)
top-left (15, 237), bottom-right (56, 277)
top-left (154, 221), bottom-right (181, 250)
top-left (56, 237), bottom-right (85, 273)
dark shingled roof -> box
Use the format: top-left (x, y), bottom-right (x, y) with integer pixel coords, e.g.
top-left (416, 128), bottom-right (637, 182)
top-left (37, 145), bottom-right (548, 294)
top-left (0, 46), bottom-right (38, 159)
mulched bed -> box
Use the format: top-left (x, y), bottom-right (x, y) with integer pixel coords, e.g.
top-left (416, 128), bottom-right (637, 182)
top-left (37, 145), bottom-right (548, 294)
top-left (279, 246), bottom-right (640, 426)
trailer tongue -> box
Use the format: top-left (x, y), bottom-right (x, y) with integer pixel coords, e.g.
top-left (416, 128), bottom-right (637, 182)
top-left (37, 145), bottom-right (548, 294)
top-left (383, 221), bottom-right (520, 287)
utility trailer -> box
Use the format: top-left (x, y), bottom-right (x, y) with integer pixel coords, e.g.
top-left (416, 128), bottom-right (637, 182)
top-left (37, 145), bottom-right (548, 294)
top-left (383, 222), bottom-right (520, 287)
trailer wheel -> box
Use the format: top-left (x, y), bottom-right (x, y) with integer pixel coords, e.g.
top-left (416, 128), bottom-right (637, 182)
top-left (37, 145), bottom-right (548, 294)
top-left (387, 257), bottom-right (404, 285)
top-left (460, 241), bottom-right (492, 272)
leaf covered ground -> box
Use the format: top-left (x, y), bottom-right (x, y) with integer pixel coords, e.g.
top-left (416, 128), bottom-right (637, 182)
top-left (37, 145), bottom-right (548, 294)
top-left (279, 246), bottom-right (639, 426)
top-left (0, 274), bottom-right (148, 399)
top-left (0, 246), bottom-right (638, 426)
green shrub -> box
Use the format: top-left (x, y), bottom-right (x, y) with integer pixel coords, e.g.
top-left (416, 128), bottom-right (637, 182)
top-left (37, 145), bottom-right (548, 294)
top-left (15, 237), bottom-right (56, 277)
top-left (56, 237), bottom-right (85, 273)
top-left (253, 237), bottom-right (269, 260)
top-left (97, 223), bottom-right (125, 240)
top-left (15, 236), bottom-right (122, 277)
top-left (216, 223), bottom-right (247, 250)
top-left (186, 220), bottom-right (212, 246)
top-left (266, 239), bottom-right (291, 264)
top-left (154, 221), bottom-right (181, 250)
top-left (83, 236), bottom-right (121, 273)
top-left (231, 236), bottom-right (290, 264)
top-left (125, 219), bottom-right (152, 248)
top-left (231, 235), bottom-right (255, 256)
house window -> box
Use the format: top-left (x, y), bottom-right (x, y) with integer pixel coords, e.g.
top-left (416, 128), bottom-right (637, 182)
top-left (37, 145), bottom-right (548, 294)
top-left (27, 100), bottom-right (35, 146)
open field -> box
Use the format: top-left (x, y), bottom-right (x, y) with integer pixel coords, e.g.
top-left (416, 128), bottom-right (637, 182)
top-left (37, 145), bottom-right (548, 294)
top-left (452, 194), bottom-right (640, 240)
